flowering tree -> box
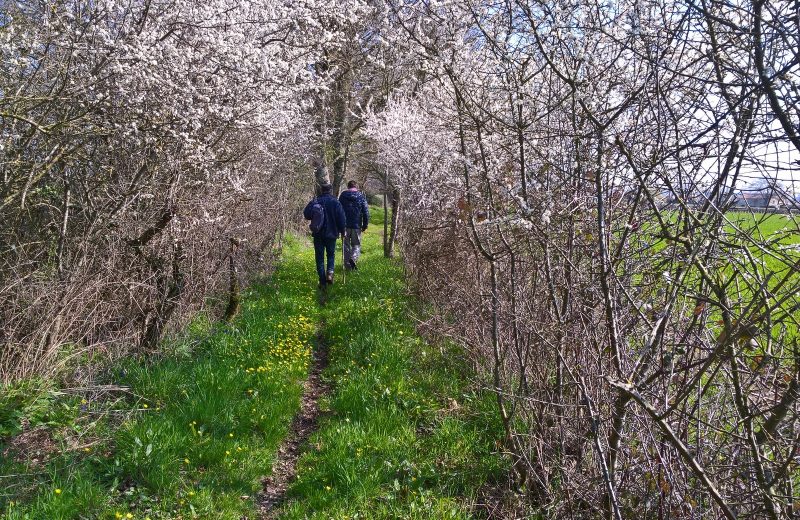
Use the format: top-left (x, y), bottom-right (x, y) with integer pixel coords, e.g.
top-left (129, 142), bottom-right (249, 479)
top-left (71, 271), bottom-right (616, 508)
top-left (0, 0), bottom-right (364, 379)
top-left (368, 0), bottom-right (800, 517)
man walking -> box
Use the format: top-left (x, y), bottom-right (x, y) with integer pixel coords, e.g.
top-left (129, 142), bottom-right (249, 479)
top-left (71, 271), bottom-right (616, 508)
top-left (304, 182), bottom-right (346, 287)
top-left (338, 180), bottom-right (370, 270)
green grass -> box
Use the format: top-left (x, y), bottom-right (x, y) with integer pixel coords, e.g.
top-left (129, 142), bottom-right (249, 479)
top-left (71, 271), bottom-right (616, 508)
top-left (0, 207), bottom-right (507, 519)
top-left (278, 208), bottom-right (507, 519)
top-left (624, 209), bottom-right (800, 351)
top-left (0, 238), bottom-right (319, 519)
top-left (724, 211), bottom-right (800, 240)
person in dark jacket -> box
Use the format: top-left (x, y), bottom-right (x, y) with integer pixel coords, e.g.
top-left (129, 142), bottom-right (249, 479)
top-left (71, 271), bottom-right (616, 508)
top-left (304, 183), bottom-right (346, 287)
top-left (338, 180), bottom-right (370, 270)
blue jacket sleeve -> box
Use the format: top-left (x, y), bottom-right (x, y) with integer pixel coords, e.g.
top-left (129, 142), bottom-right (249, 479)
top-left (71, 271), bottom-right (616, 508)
top-left (336, 201), bottom-right (346, 234)
top-left (303, 199), bottom-right (314, 220)
top-left (361, 195), bottom-right (370, 229)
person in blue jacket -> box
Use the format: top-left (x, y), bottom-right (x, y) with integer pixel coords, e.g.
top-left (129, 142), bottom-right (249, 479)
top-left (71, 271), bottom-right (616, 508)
top-left (338, 180), bottom-right (370, 270)
top-left (304, 183), bottom-right (346, 287)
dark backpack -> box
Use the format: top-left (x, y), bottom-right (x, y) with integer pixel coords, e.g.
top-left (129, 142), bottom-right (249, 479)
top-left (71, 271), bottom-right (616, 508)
top-left (309, 198), bottom-right (325, 234)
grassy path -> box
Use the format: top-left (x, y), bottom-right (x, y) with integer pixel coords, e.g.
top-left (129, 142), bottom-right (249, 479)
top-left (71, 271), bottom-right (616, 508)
top-left (258, 319), bottom-right (330, 517)
top-left (275, 216), bottom-right (506, 519)
top-left (0, 209), bottom-right (506, 519)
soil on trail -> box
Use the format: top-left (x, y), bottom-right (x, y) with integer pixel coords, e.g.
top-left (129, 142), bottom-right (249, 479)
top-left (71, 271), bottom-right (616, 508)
top-left (257, 332), bottom-right (330, 519)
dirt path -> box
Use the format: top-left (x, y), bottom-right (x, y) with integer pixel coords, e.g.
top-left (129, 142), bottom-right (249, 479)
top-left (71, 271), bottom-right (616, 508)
top-left (257, 332), bottom-right (330, 519)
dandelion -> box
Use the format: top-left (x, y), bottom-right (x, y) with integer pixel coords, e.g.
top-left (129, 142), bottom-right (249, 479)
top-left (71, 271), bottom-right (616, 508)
top-left (55, 488), bottom-right (62, 495)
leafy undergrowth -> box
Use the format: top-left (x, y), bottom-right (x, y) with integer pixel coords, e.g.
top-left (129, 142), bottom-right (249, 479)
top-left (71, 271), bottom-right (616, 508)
top-left (278, 210), bottom-right (508, 519)
top-left (0, 238), bottom-right (318, 519)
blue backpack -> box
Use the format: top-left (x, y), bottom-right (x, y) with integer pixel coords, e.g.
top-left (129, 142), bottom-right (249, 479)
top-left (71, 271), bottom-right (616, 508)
top-left (309, 198), bottom-right (325, 234)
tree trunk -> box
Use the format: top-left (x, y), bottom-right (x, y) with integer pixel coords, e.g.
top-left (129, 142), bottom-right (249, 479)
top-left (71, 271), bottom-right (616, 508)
top-left (314, 161), bottom-right (330, 191)
top-left (329, 70), bottom-right (352, 195)
top-left (56, 174), bottom-right (70, 275)
top-left (141, 242), bottom-right (184, 351)
top-left (224, 238), bottom-right (240, 322)
top-left (383, 191), bottom-right (389, 256)
top-left (386, 187), bottom-right (400, 258)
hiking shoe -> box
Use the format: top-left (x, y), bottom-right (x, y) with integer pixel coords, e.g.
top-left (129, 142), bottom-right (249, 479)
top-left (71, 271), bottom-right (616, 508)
top-left (350, 259), bottom-right (358, 270)
top-left (326, 271), bottom-right (334, 284)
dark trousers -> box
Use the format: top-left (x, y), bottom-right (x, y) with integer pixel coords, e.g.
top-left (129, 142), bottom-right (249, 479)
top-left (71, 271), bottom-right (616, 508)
top-left (313, 235), bottom-right (337, 284)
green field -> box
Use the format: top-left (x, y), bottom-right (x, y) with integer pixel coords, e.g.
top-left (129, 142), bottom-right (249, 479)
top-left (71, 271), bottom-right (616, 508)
top-left (628, 209), bottom-right (800, 361)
